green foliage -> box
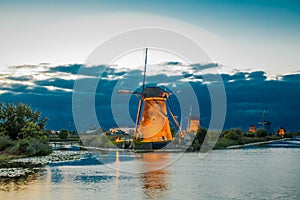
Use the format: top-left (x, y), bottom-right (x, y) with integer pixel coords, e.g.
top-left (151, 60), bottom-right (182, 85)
top-left (81, 134), bottom-right (114, 148)
top-left (0, 102), bottom-right (52, 157)
top-left (0, 135), bottom-right (15, 151)
top-left (223, 128), bottom-right (243, 140)
top-left (16, 138), bottom-right (52, 156)
top-left (187, 127), bottom-right (287, 150)
top-left (265, 135), bottom-right (282, 140)
top-left (19, 121), bottom-right (47, 139)
top-left (58, 129), bottom-right (69, 140)
top-left (244, 132), bottom-right (255, 137)
top-left (242, 136), bottom-right (267, 144)
top-left (284, 131), bottom-right (300, 138)
top-left (0, 102), bottom-right (48, 140)
top-left (255, 128), bottom-right (268, 137)
top-left (214, 138), bottom-right (239, 149)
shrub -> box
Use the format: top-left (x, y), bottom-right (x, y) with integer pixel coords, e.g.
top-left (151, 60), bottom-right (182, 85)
top-left (255, 128), bottom-right (268, 137)
top-left (214, 138), bottom-right (238, 149)
top-left (223, 128), bottom-right (243, 140)
top-left (58, 129), bottom-right (69, 140)
top-left (0, 135), bottom-right (14, 151)
top-left (17, 138), bottom-right (52, 156)
top-left (244, 132), bottom-right (255, 137)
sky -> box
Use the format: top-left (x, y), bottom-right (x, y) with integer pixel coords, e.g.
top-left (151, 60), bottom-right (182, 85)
top-left (0, 1), bottom-right (299, 131)
top-left (0, 0), bottom-right (299, 74)
top-left (1, 63), bottom-right (299, 131)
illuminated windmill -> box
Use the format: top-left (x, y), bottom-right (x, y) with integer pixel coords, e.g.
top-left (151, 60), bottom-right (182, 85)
top-left (249, 125), bottom-right (255, 133)
top-left (187, 116), bottom-right (200, 135)
top-left (186, 106), bottom-right (201, 135)
top-left (118, 48), bottom-right (175, 145)
top-left (278, 127), bottom-right (285, 137)
top-left (136, 87), bottom-right (173, 142)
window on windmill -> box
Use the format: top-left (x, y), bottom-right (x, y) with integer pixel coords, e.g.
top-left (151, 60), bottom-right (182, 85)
top-left (152, 117), bottom-right (156, 122)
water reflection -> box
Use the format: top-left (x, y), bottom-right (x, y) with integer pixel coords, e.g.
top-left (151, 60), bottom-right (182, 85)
top-left (0, 169), bottom-right (44, 192)
top-left (74, 174), bottom-right (114, 183)
top-left (138, 153), bottom-right (170, 199)
top-left (50, 168), bottom-right (64, 183)
top-left (0, 149), bottom-right (299, 200)
top-left (115, 150), bottom-right (120, 185)
top-left (140, 170), bottom-right (169, 199)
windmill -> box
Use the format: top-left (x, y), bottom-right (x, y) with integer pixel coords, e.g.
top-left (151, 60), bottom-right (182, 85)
top-left (187, 105), bottom-right (201, 135)
top-left (118, 48), bottom-right (177, 148)
top-left (258, 110), bottom-right (274, 135)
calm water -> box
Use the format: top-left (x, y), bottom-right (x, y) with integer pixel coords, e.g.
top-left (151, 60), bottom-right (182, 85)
top-left (1, 148), bottom-right (299, 200)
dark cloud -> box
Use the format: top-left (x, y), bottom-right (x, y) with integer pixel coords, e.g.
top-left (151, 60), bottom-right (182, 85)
top-left (247, 71), bottom-right (266, 80)
top-left (191, 63), bottom-right (219, 71)
top-left (49, 64), bottom-right (107, 76)
top-left (8, 65), bottom-right (39, 69)
top-left (6, 76), bottom-right (32, 81)
top-left (1, 64), bottom-right (299, 132)
top-left (49, 64), bottom-right (82, 74)
top-left (1, 84), bottom-right (30, 93)
top-left (282, 74), bottom-right (300, 81)
top-left (160, 61), bottom-right (183, 66)
top-left (0, 83), bottom-right (70, 96)
top-left (35, 78), bottom-right (74, 90)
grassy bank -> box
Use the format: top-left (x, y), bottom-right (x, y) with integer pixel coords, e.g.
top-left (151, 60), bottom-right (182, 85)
top-left (47, 136), bottom-right (81, 142)
top-left (0, 136), bottom-right (53, 163)
top-left (214, 135), bottom-right (282, 149)
top-left (190, 128), bottom-right (294, 151)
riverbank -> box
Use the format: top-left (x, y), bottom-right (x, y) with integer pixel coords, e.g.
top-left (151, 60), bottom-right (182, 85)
top-left (226, 138), bottom-right (290, 149)
top-left (0, 150), bottom-right (89, 178)
top-left (1, 136), bottom-right (299, 178)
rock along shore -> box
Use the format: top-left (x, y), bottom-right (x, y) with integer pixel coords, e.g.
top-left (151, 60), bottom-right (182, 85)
top-left (0, 150), bottom-right (89, 178)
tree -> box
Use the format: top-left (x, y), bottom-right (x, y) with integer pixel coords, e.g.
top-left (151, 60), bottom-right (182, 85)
top-left (255, 128), bottom-right (268, 137)
top-left (0, 102), bottom-right (47, 140)
top-left (19, 121), bottom-right (47, 139)
top-left (58, 129), bottom-right (69, 140)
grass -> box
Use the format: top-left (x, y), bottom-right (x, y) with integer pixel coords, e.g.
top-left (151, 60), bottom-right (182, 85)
top-left (0, 152), bottom-right (26, 165)
top-left (47, 136), bottom-right (81, 142)
top-left (213, 135), bottom-right (282, 149)
top-left (0, 137), bottom-right (53, 165)
top-left (214, 138), bottom-right (239, 149)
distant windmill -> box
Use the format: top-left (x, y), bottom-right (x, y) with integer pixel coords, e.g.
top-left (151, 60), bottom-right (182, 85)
top-left (258, 110), bottom-right (274, 135)
top-left (186, 106), bottom-right (201, 135)
top-left (118, 48), bottom-right (178, 147)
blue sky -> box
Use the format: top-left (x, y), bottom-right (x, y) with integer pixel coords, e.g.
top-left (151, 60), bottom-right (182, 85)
top-left (0, 0), bottom-right (299, 73)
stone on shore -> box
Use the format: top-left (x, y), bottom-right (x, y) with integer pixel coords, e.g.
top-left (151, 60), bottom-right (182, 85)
top-left (0, 150), bottom-right (89, 178)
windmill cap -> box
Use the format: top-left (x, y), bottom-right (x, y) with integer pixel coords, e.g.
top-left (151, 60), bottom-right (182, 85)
top-left (142, 87), bottom-right (169, 98)
top-left (190, 116), bottom-right (200, 120)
